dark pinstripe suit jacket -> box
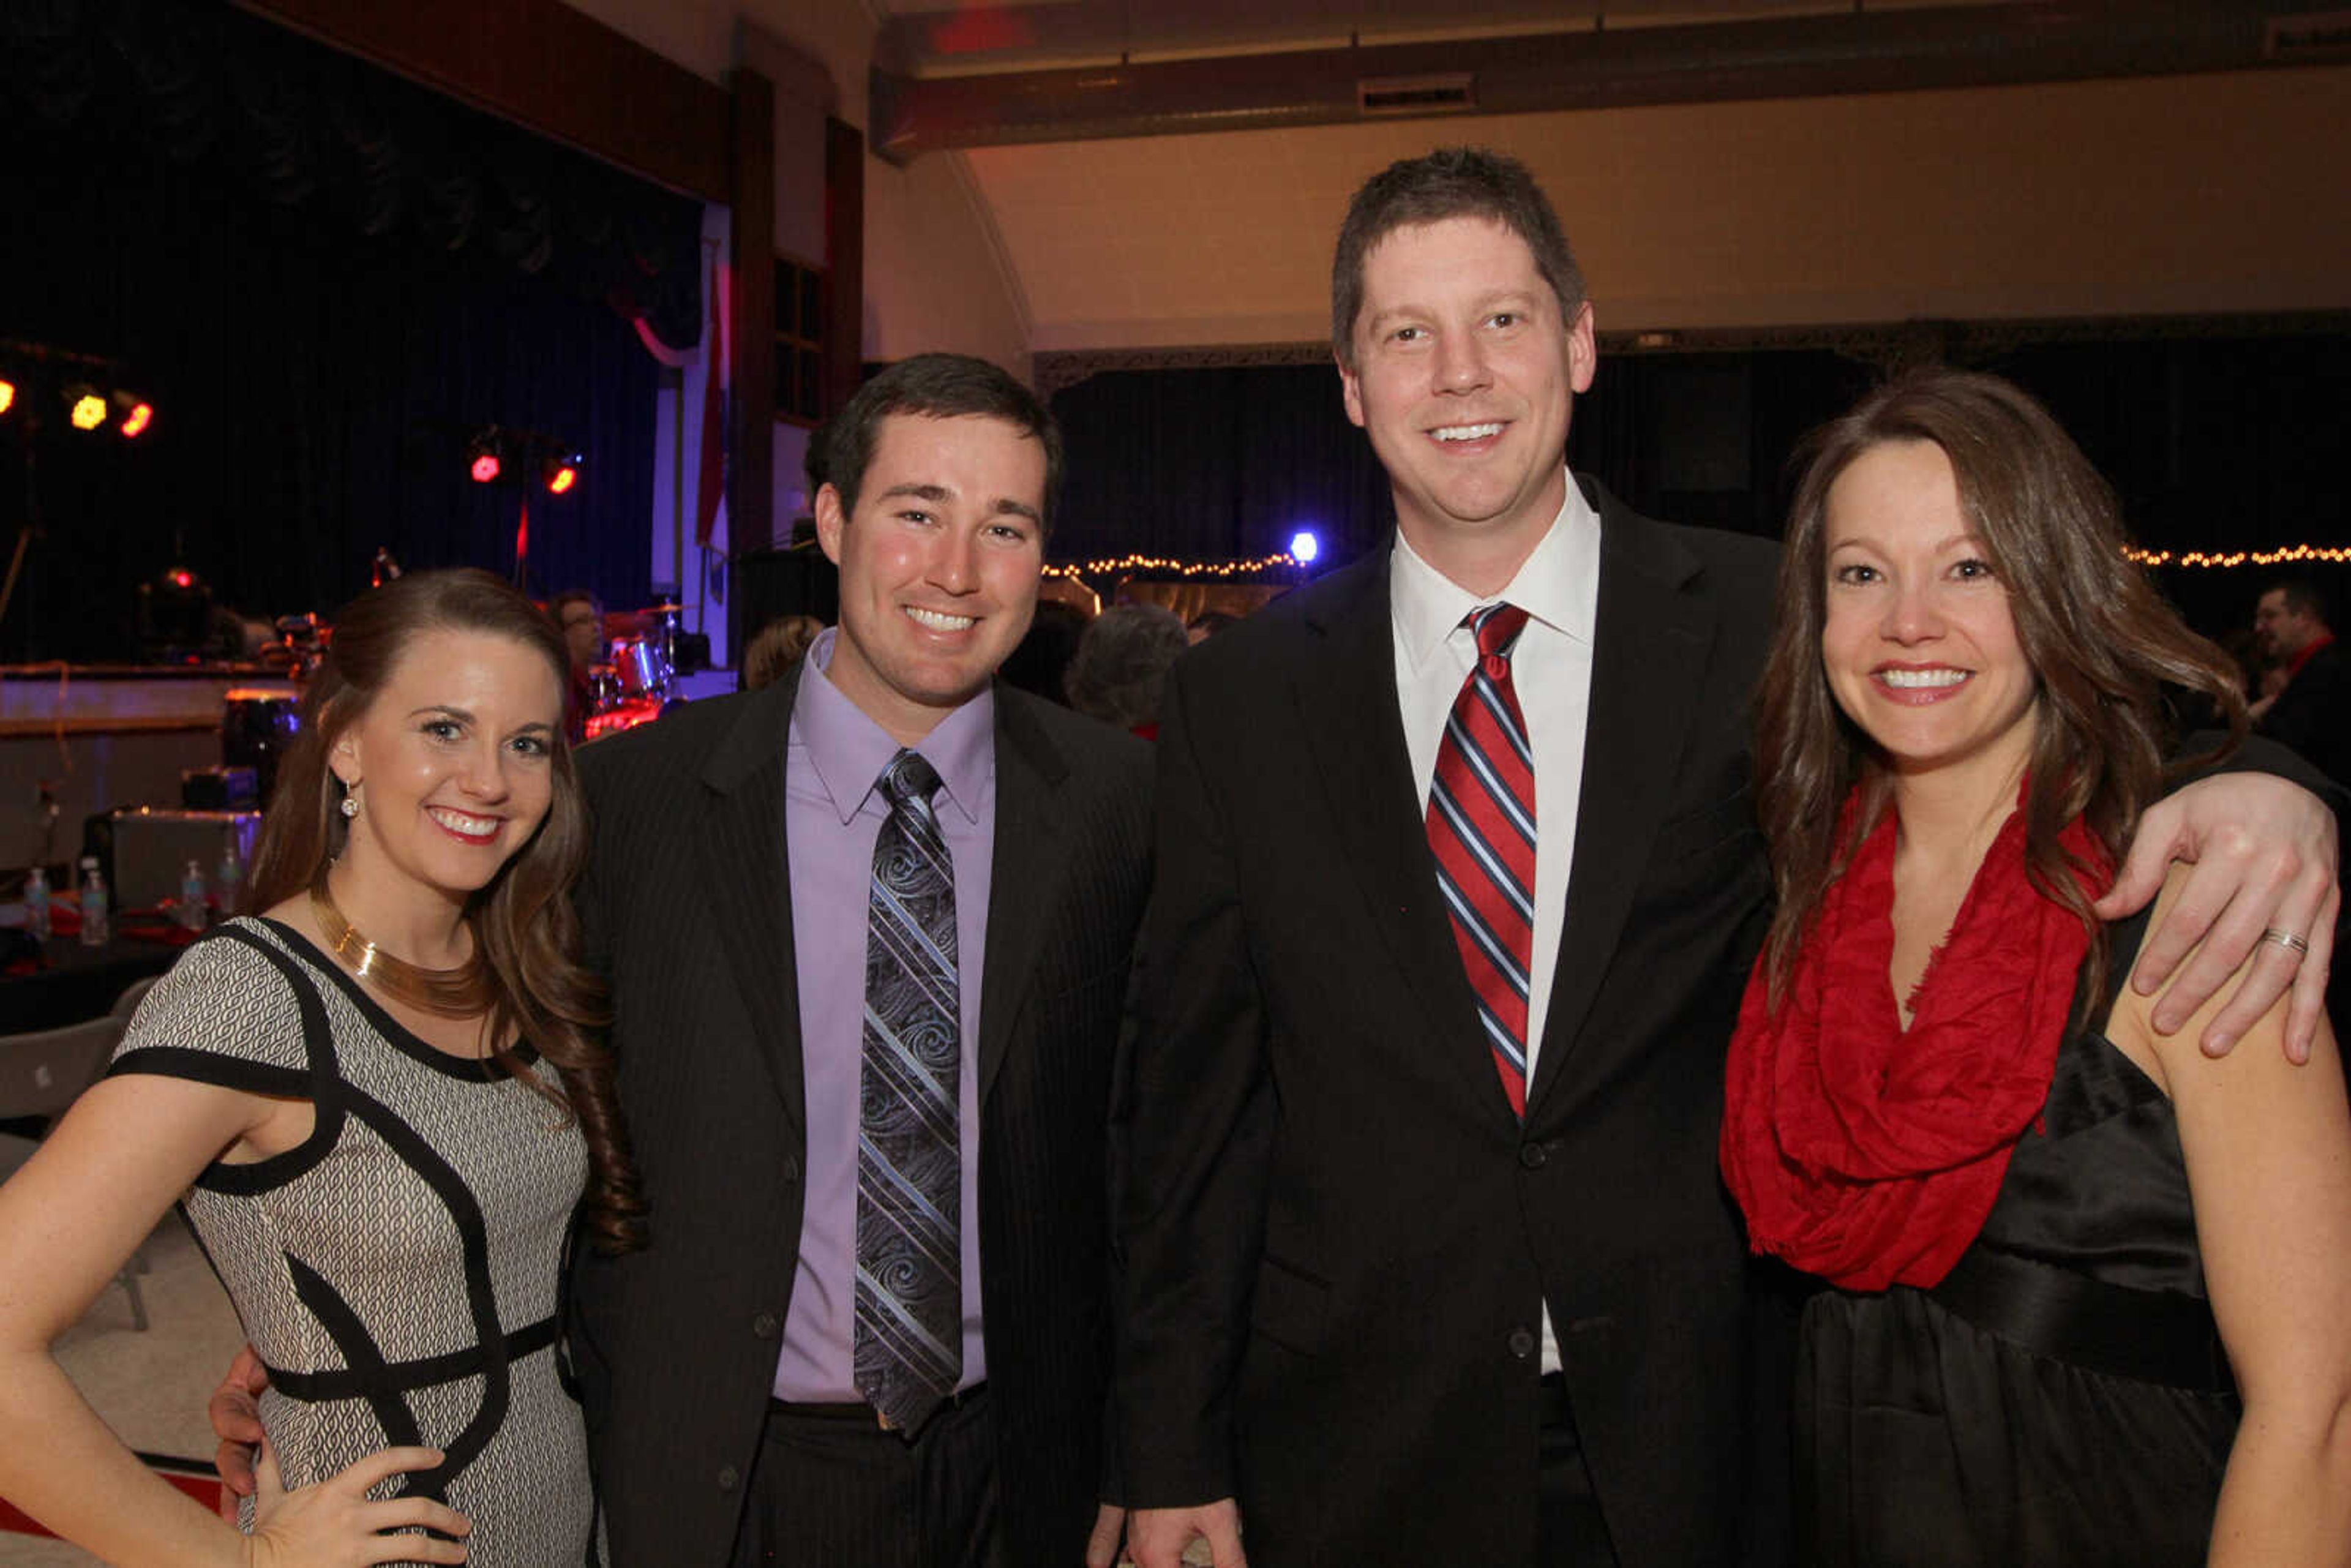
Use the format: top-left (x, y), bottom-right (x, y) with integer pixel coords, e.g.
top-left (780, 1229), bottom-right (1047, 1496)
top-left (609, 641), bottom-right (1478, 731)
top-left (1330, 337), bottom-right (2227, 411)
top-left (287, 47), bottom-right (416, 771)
top-left (569, 664), bottom-right (1152, 1566)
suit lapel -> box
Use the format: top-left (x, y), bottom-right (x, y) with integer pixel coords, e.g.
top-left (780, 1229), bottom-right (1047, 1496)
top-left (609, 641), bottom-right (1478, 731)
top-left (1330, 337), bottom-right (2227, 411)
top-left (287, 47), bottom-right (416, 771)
top-left (976, 689), bottom-right (1072, 1106)
top-left (1294, 555), bottom-right (1516, 1116)
top-left (693, 667), bottom-right (807, 1139)
top-left (1526, 486), bottom-right (1714, 1116)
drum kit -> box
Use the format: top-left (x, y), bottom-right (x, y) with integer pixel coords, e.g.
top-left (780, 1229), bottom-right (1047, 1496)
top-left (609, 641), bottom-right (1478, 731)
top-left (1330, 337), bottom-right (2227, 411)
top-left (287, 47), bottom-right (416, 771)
top-left (588, 602), bottom-right (684, 721)
top-left (215, 587), bottom-right (684, 762)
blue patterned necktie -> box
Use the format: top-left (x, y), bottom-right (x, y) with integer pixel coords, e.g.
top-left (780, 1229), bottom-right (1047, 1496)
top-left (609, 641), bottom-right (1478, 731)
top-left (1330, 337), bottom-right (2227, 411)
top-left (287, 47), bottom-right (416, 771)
top-left (853, 749), bottom-right (964, 1434)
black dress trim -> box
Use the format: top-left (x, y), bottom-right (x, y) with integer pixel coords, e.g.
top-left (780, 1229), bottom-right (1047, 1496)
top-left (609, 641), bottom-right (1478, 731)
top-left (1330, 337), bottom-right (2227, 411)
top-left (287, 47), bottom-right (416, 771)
top-left (285, 1253), bottom-right (432, 1489)
top-left (265, 1315), bottom-right (560, 1402)
top-left (253, 916), bottom-right (541, 1081)
top-left (336, 1087), bottom-right (519, 1488)
top-left (105, 924), bottom-right (350, 1193)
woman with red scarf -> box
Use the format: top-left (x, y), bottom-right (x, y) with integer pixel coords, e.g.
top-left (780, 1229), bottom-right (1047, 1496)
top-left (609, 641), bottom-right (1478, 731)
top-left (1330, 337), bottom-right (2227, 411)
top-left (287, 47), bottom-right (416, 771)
top-left (1722, 370), bottom-right (2351, 1567)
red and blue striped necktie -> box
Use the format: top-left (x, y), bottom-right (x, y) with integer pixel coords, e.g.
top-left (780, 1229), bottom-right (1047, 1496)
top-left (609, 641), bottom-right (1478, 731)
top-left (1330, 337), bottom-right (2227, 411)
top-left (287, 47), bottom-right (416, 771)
top-left (1426, 604), bottom-right (1536, 1118)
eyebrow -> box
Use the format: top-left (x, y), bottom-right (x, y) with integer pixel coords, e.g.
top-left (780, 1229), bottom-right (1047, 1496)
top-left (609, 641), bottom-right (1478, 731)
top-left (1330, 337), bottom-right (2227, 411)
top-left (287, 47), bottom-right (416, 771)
top-left (405, 706), bottom-right (557, 733)
top-left (1828, 533), bottom-right (1985, 553)
top-left (875, 481), bottom-right (1041, 526)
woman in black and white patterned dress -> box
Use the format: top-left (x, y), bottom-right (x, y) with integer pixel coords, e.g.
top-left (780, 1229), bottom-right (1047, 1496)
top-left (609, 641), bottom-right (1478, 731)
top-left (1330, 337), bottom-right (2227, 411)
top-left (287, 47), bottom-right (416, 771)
top-left (0, 570), bottom-right (642, 1566)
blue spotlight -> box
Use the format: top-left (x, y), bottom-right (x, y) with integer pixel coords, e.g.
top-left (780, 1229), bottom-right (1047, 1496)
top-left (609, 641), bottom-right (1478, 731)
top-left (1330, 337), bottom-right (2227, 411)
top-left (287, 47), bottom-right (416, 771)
top-left (1289, 530), bottom-right (1321, 564)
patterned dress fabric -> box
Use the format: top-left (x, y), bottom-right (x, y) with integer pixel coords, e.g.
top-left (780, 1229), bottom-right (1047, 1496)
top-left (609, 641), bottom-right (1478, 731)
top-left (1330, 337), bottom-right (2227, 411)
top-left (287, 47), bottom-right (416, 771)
top-left (1795, 912), bottom-right (2240, 1566)
top-left (853, 749), bottom-right (964, 1433)
top-left (108, 917), bottom-right (599, 1567)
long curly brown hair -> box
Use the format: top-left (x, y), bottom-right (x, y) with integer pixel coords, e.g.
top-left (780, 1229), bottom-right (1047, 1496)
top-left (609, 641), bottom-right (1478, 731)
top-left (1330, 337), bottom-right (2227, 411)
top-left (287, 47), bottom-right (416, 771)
top-left (1754, 369), bottom-right (2246, 1011)
top-left (246, 569), bottom-right (645, 1253)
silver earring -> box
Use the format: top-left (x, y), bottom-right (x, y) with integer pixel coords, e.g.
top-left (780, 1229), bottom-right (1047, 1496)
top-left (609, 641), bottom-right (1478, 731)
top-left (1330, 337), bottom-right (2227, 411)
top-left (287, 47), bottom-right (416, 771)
top-left (341, 784), bottom-right (361, 819)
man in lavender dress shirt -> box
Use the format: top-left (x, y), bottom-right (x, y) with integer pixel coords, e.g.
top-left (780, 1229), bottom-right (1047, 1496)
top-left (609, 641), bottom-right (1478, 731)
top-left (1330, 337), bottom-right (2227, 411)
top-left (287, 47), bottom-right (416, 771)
top-left (561, 355), bottom-right (1152, 1566)
top-left (206, 357), bottom-right (1148, 1564)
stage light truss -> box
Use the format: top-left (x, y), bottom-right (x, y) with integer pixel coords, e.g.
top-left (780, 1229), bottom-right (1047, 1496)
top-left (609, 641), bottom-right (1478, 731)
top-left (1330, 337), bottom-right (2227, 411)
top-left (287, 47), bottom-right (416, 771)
top-left (0, 340), bottom-right (156, 441)
top-left (460, 424), bottom-right (583, 496)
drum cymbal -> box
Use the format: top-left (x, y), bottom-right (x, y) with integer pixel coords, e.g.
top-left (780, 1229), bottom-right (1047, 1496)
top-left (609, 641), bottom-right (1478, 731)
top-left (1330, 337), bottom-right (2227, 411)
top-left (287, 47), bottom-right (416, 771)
top-left (648, 601), bottom-right (684, 613)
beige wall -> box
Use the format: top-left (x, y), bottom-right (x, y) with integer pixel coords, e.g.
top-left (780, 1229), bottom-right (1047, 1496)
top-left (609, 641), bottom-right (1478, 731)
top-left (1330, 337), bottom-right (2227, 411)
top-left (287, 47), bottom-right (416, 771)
top-left (978, 64), bottom-right (2350, 351)
top-left (555, 1), bottom-right (2344, 356)
top-left (1561, 66), bottom-right (2348, 334)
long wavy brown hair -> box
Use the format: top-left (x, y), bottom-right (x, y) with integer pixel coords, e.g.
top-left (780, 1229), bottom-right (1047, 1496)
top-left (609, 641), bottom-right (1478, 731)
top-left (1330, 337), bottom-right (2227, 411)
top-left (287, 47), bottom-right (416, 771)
top-left (1754, 369), bottom-right (2246, 1010)
top-left (247, 569), bottom-right (645, 1252)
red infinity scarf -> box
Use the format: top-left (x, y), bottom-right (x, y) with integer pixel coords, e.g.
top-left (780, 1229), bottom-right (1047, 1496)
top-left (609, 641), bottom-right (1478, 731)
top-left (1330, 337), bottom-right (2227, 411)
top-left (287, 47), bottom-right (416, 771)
top-left (1720, 789), bottom-right (2110, 1291)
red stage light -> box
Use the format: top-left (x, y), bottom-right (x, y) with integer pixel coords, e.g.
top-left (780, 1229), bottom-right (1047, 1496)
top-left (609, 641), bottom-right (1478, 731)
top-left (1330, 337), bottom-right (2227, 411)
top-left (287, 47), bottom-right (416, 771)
top-left (0, 381), bottom-right (15, 417)
top-left (119, 401), bottom-right (153, 438)
top-left (547, 463), bottom-right (577, 495)
top-left (471, 452), bottom-right (501, 483)
top-left (170, 568), bottom-right (194, 589)
top-left (68, 391), bottom-right (107, 431)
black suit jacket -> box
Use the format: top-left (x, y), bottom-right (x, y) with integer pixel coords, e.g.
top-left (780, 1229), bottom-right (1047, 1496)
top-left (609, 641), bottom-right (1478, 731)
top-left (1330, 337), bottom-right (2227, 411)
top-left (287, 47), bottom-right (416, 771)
top-left (571, 665), bottom-right (1152, 1566)
top-left (2261, 637), bottom-right (2351, 787)
top-left (1117, 481), bottom-right (1789, 1567)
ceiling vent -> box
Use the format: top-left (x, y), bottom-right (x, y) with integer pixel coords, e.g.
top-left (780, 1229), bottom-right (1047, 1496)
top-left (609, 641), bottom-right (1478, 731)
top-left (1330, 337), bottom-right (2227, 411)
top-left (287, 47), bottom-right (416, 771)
top-left (1357, 72), bottom-right (1475, 117)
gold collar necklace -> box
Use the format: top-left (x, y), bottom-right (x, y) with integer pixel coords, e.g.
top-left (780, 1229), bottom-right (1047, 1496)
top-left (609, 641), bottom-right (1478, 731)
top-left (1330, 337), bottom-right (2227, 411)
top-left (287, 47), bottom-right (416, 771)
top-left (309, 876), bottom-right (490, 1018)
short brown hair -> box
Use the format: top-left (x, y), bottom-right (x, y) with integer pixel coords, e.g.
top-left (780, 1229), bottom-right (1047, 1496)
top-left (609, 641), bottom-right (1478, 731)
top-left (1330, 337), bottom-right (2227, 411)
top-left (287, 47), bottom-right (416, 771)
top-left (1332, 147), bottom-right (1586, 370)
top-left (819, 353), bottom-right (1064, 536)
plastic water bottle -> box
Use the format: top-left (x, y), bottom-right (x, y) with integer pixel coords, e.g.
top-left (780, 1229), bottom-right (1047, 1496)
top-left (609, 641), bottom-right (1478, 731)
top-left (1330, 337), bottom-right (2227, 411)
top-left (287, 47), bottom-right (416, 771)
top-left (216, 838), bottom-right (246, 920)
top-left (23, 865), bottom-right (50, 941)
top-left (78, 856), bottom-right (110, 947)
top-left (177, 859), bottom-right (209, 931)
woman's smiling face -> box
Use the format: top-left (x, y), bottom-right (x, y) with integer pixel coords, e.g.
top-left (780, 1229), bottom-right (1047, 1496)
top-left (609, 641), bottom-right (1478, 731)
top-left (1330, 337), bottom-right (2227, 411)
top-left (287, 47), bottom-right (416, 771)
top-left (329, 628), bottom-right (564, 905)
top-left (1821, 438), bottom-right (2039, 786)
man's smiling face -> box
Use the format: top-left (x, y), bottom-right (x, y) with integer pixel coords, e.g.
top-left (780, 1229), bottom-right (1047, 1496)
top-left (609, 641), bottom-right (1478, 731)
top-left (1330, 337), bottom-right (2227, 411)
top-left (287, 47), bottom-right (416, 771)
top-left (815, 411), bottom-right (1046, 744)
top-left (1339, 215), bottom-right (1595, 570)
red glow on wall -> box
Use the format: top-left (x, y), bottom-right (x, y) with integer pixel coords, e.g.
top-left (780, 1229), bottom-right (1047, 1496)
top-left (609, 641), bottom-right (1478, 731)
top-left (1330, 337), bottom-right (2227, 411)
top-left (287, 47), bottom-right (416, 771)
top-left (929, 6), bottom-right (1038, 53)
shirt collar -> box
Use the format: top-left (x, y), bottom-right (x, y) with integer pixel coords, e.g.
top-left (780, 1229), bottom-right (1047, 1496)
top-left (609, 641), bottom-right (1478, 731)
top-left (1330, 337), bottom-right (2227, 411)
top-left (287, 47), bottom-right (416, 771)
top-left (1390, 470), bottom-right (1602, 673)
top-left (792, 626), bottom-right (995, 826)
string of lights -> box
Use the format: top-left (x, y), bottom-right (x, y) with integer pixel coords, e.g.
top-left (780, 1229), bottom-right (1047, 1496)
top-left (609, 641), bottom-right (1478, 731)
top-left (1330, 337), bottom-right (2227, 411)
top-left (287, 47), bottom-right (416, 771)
top-left (1046, 550), bottom-right (1305, 583)
top-left (2128, 543), bottom-right (2351, 568)
top-left (1046, 530), bottom-right (1325, 587)
top-left (1046, 539), bottom-right (2351, 584)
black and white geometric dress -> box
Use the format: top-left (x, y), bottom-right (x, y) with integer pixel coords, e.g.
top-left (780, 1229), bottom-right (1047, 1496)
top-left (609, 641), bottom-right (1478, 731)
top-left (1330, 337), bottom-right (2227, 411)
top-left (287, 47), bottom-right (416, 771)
top-left (108, 917), bottom-right (600, 1567)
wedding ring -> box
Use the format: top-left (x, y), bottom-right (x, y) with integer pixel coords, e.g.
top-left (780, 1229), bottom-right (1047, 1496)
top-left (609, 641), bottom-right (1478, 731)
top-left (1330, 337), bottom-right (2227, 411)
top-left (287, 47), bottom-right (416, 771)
top-left (2260, 926), bottom-right (2311, 956)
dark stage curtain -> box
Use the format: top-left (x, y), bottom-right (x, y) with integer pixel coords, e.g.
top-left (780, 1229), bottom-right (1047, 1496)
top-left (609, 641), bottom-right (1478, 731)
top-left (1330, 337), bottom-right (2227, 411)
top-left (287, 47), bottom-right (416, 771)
top-left (1984, 336), bottom-right (2351, 640)
top-left (0, 0), bottom-right (703, 661)
top-left (1046, 335), bottom-right (2347, 647)
top-left (1049, 363), bottom-right (1398, 568)
top-left (1046, 351), bottom-right (1871, 571)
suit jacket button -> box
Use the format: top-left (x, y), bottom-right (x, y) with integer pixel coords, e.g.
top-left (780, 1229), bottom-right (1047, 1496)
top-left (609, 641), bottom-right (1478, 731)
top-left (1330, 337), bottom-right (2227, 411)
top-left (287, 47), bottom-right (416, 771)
top-left (752, 1312), bottom-right (779, 1340)
top-left (717, 1464), bottom-right (741, 1492)
top-left (1507, 1326), bottom-right (1537, 1359)
top-left (1519, 1142), bottom-right (1548, 1169)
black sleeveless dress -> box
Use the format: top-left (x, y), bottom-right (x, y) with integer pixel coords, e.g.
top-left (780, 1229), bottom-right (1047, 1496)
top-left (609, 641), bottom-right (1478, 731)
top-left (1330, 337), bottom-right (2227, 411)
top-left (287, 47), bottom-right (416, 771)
top-left (1794, 912), bottom-right (2241, 1567)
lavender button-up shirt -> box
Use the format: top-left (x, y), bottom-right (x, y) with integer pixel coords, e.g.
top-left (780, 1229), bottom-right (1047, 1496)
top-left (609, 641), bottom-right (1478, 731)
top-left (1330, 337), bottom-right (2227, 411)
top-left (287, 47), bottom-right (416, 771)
top-left (770, 629), bottom-right (994, 1401)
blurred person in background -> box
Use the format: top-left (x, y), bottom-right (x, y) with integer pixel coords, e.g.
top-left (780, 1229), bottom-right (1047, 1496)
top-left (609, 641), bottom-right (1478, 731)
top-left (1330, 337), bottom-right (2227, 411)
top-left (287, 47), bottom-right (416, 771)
top-left (1067, 602), bottom-right (1189, 738)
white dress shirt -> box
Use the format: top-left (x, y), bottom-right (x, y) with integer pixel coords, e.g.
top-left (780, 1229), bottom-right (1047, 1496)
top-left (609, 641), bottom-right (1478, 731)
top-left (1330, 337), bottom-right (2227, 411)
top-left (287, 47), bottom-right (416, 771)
top-left (1390, 470), bottom-right (1600, 1375)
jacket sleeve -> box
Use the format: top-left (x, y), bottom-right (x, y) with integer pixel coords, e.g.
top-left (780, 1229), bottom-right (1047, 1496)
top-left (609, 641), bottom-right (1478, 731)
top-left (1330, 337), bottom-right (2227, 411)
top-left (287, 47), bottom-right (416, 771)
top-left (1114, 658), bottom-right (1277, 1509)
